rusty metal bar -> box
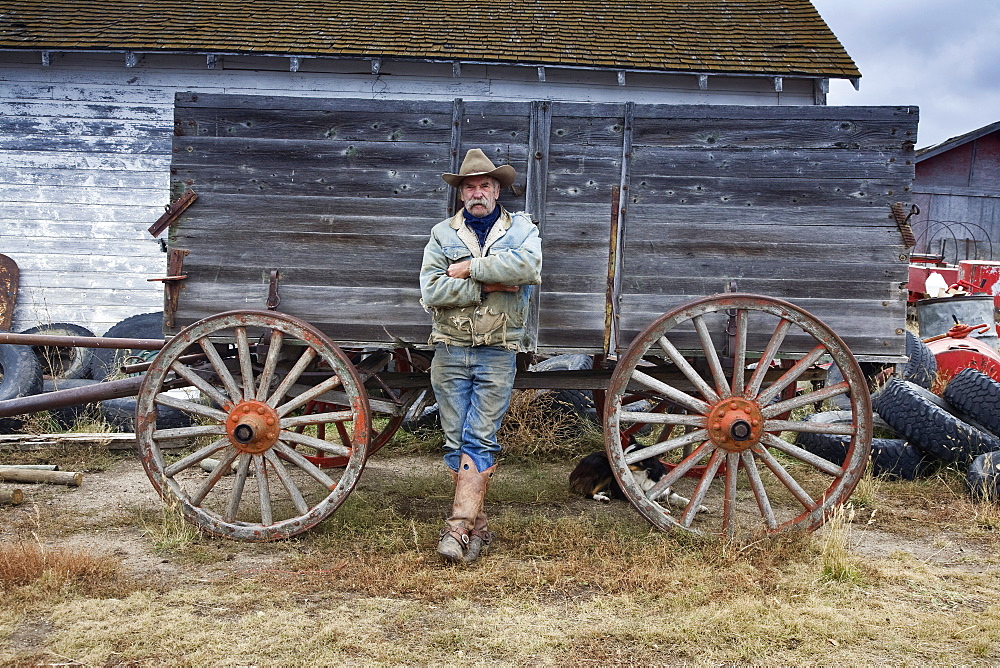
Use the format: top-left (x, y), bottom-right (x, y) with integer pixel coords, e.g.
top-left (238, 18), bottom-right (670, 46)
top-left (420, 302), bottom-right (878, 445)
top-left (121, 351), bottom-right (207, 375)
top-left (0, 332), bottom-right (164, 350)
top-left (0, 375), bottom-right (146, 418)
top-left (148, 189), bottom-right (197, 237)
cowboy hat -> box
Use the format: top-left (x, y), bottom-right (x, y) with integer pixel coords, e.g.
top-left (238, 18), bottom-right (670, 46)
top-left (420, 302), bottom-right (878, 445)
top-left (442, 148), bottom-right (517, 189)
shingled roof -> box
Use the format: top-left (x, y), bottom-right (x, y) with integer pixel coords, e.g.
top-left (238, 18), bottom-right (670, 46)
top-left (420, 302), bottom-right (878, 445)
top-left (0, 0), bottom-right (860, 79)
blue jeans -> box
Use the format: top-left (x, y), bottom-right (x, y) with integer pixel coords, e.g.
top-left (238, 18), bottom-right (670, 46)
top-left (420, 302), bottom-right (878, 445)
top-left (430, 343), bottom-right (517, 473)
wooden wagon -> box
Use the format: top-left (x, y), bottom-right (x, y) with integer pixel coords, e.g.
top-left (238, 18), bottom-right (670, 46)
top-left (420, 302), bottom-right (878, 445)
top-left (2, 93), bottom-right (919, 541)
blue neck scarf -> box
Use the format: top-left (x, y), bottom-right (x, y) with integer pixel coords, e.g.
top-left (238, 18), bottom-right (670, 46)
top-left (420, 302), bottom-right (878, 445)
top-left (463, 206), bottom-right (502, 249)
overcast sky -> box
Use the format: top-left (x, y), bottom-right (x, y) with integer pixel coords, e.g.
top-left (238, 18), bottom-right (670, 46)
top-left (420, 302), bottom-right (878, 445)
top-left (810, 0), bottom-right (1000, 149)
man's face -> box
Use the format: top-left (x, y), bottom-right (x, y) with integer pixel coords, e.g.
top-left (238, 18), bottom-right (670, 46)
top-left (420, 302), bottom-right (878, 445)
top-left (460, 176), bottom-right (500, 217)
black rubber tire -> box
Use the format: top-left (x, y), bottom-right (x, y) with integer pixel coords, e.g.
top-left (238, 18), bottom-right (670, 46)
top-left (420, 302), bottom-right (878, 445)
top-left (42, 378), bottom-right (102, 428)
top-left (100, 394), bottom-right (192, 432)
top-left (794, 412), bottom-right (932, 480)
top-left (901, 330), bottom-right (936, 389)
top-left (20, 322), bottom-right (97, 380)
top-left (944, 368), bottom-right (1000, 437)
top-left (966, 451), bottom-right (1000, 501)
top-left (0, 344), bottom-right (44, 433)
top-left (873, 378), bottom-right (1000, 464)
top-left (0, 343), bottom-right (43, 402)
top-left (870, 439), bottom-right (936, 481)
top-left (91, 312), bottom-right (163, 381)
top-left (531, 354), bottom-right (599, 423)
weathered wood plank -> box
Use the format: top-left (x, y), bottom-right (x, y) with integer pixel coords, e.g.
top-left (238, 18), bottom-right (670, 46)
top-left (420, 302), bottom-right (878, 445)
top-left (175, 92), bottom-right (451, 114)
top-left (631, 117), bottom-right (920, 150)
top-left (629, 104), bottom-right (918, 123)
top-left (627, 176), bottom-right (904, 208)
top-left (629, 146), bottom-right (911, 179)
top-left (0, 100), bottom-right (171, 121)
top-left (174, 108), bottom-right (454, 142)
top-left (0, 167), bottom-right (168, 189)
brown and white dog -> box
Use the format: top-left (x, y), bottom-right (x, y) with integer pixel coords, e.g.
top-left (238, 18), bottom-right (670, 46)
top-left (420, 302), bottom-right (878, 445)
top-left (569, 443), bottom-right (709, 513)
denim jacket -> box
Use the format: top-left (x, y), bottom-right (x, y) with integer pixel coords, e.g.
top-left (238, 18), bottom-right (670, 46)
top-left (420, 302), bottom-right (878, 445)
top-left (419, 207), bottom-right (542, 351)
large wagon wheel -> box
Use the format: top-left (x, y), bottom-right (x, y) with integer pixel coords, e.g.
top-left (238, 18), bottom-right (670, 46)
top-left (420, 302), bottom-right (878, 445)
top-left (605, 294), bottom-right (872, 535)
top-left (291, 348), bottom-right (430, 468)
top-left (135, 310), bottom-right (371, 541)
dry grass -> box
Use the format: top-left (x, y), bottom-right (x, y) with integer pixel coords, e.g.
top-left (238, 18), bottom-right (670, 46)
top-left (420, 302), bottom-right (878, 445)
top-left (496, 389), bottom-right (603, 460)
top-left (0, 540), bottom-right (128, 597)
top-left (3, 451), bottom-right (1000, 664)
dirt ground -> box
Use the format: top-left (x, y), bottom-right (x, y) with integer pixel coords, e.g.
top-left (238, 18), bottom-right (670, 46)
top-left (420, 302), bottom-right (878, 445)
top-left (2, 447), bottom-right (1000, 664)
top-left (6, 452), bottom-right (994, 574)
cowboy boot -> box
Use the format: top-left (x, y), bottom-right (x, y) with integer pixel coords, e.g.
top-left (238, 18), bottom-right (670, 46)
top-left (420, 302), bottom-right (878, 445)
top-left (437, 454), bottom-right (494, 564)
top-left (462, 509), bottom-right (493, 564)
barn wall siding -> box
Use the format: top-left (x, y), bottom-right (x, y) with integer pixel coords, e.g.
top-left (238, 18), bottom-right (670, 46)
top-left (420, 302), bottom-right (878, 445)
top-left (0, 55), bottom-right (815, 335)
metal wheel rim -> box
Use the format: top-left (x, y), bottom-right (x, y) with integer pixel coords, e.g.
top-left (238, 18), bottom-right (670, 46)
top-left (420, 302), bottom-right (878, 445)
top-left (136, 310), bottom-right (371, 541)
top-left (605, 293), bottom-right (872, 535)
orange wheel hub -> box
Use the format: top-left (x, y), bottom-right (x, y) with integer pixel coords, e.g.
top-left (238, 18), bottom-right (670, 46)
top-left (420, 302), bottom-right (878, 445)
top-left (226, 400), bottom-right (281, 454)
top-left (707, 397), bottom-right (763, 452)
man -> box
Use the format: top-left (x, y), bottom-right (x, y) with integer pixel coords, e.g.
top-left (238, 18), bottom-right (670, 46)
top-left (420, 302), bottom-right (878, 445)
top-left (419, 148), bottom-right (542, 564)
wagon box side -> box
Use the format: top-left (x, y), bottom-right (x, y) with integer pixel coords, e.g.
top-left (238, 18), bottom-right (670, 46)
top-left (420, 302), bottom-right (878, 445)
top-left (165, 93), bottom-right (917, 361)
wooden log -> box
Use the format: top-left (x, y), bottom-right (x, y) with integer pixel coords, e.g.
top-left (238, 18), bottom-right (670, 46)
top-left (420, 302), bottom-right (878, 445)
top-left (0, 468), bottom-right (83, 487)
top-left (0, 433), bottom-right (140, 451)
top-left (0, 488), bottom-right (25, 505)
top-left (0, 464), bottom-right (58, 471)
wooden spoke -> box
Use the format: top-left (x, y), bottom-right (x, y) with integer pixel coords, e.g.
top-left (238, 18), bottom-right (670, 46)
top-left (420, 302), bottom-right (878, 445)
top-left (752, 444), bottom-right (819, 511)
top-left (761, 433), bottom-right (844, 477)
top-left (617, 411), bottom-right (706, 428)
top-left (731, 308), bottom-right (748, 397)
top-left (742, 450), bottom-right (778, 530)
top-left (680, 449), bottom-right (724, 528)
top-left (761, 381), bottom-right (850, 418)
top-left (255, 329), bottom-right (284, 401)
top-left (274, 442), bottom-right (339, 490)
top-left (234, 327), bottom-right (255, 401)
top-left (656, 335), bottom-right (719, 403)
top-left (693, 314), bottom-right (730, 399)
top-left (278, 429), bottom-right (353, 458)
top-left (198, 338), bottom-right (242, 402)
top-left (631, 369), bottom-right (712, 415)
top-left (744, 318), bottom-right (791, 398)
top-left (153, 424), bottom-right (227, 441)
top-left (722, 451), bottom-right (739, 533)
top-left (624, 429), bottom-right (709, 463)
top-left (644, 440), bottom-right (715, 501)
top-left (191, 446), bottom-right (241, 506)
top-left (224, 454), bottom-right (252, 523)
top-left (280, 410), bottom-right (355, 430)
top-left (253, 455), bottom-right (273, 526)
top-left (764, 420), bottom-right (854, 435)
top-left (164, 437), bottom-right (228, 478)
top-left (275, 374), bottom-right (344, 417)
top-left (154, 392), bottom-right (228, 423)
top-left (170, 360), bottom-right (231, 409)
top-left (263, 450), bottom-right (309, 515)
top-left (755, 344), bottom-right (828, 405)
top-left (266, 346), bottom-right (317, 407)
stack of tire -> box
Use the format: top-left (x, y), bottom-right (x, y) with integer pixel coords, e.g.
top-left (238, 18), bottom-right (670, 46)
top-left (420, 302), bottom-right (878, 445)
top-left (795, 331), bottom-right (939, 481)
top-left (875, 368), bottom-right (1000, 501)
top-left (795, 330), bottom-right (1000, 497)
top-left (0, 312), bottom-right (189, 433)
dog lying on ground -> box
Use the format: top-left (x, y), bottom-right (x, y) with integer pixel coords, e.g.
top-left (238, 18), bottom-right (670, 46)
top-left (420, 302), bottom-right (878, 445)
top-left (569, 444), bottom-right (710, 513)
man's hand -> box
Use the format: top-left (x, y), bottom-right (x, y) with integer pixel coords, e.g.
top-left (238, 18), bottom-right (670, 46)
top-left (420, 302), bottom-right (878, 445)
top-left (482, 283), bottom-right (519, 293)
top-left (446, 260), bottom-right (472, 279)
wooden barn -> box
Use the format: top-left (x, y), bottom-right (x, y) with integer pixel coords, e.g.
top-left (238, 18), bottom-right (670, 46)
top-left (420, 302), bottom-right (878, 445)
top-left (911, 121), bottom-right (1000, 263)
top-left (0, 0), bottom-right (899, 344)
